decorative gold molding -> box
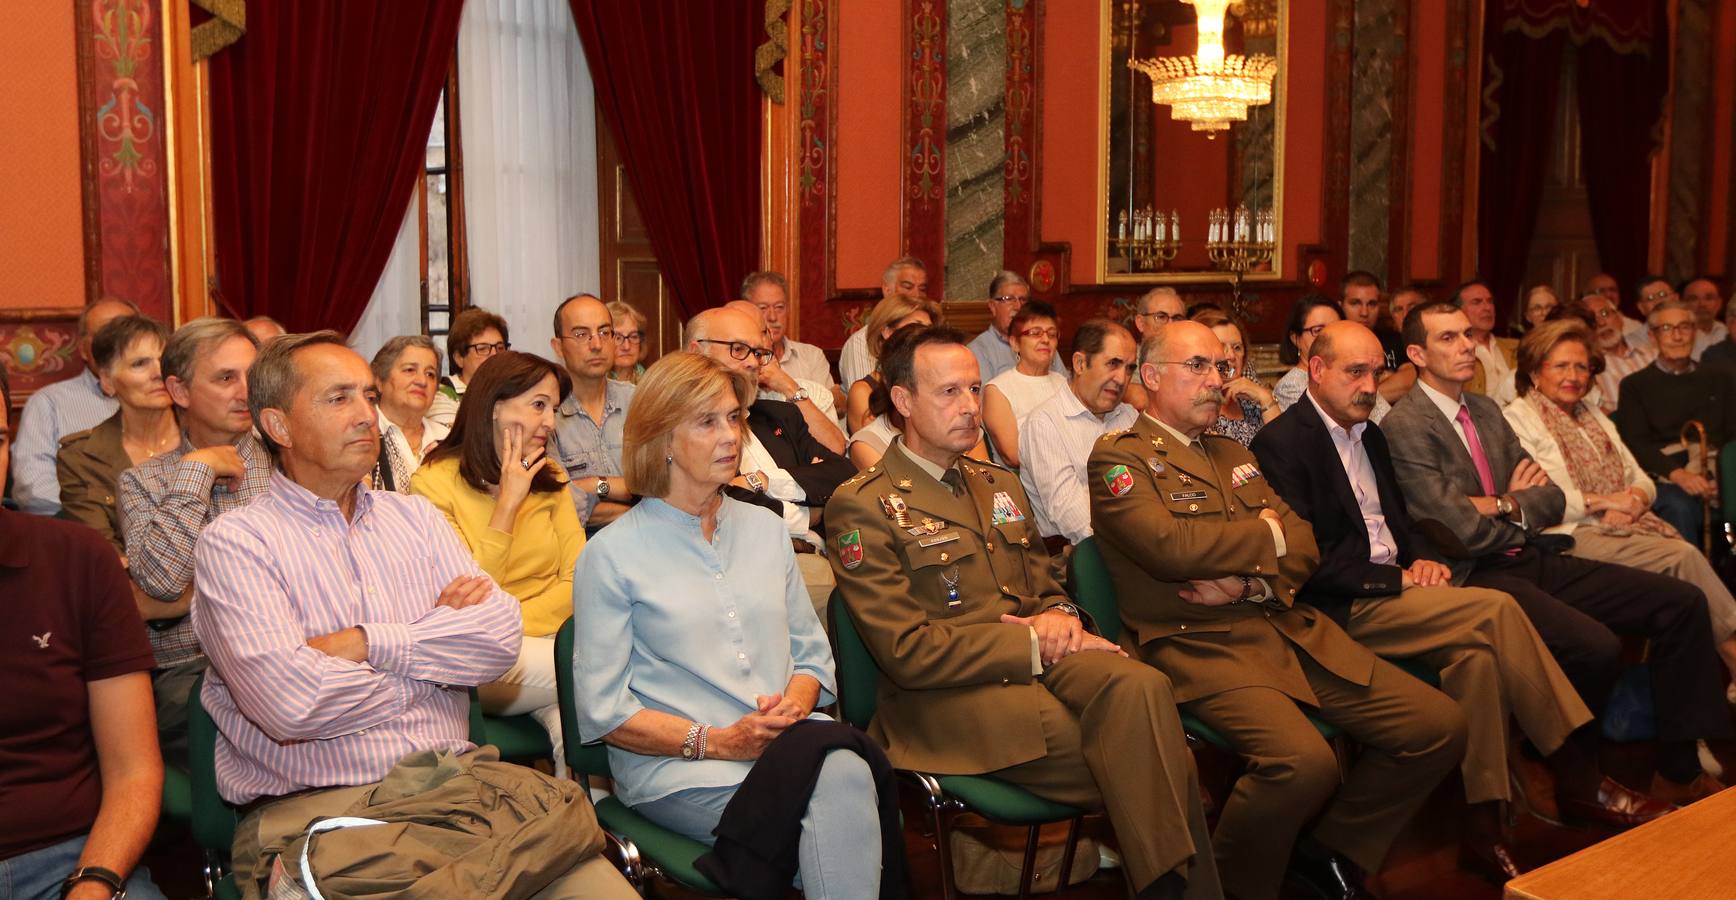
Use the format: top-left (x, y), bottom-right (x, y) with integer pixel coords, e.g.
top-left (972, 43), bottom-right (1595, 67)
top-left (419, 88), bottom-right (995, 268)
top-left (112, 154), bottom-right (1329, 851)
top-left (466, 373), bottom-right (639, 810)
top-left (189, 0), bottom-right (244, 62)
top-left (756, 0), bottom-right (791, 103)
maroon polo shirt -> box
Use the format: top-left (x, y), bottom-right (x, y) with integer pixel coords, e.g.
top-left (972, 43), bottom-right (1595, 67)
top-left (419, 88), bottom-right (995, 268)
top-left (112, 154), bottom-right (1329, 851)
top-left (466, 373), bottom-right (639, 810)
top-left (0, 509), bottom-right (155, 861)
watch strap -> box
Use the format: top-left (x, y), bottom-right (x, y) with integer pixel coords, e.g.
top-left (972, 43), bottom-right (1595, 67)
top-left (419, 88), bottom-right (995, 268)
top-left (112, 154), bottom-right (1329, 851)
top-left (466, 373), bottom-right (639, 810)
top-left (61, 866), bottom-right (126, 899)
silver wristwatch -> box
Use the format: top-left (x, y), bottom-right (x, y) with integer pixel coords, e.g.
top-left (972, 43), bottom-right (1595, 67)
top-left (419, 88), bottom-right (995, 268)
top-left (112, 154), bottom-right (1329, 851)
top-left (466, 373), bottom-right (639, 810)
top-left (595, 478), bottom-right (610, 499)
top-left (790, 388), bottom-right (811, 403)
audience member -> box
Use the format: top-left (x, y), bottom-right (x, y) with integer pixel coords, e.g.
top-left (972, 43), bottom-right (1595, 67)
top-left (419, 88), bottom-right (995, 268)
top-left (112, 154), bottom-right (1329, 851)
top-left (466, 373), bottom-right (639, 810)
top-left (0, 367), bottom-right (168, 900)
top-left (829, 325), bottom-right (1222, 900)
top-left (1580, 291), bottom-right (1655, 414)
top-left (1388, 285), bottom-right (1428, 332)
top-left (1457, 279), bottom-right (1519, 404)
top-left (412, 351), bottom-right (581, 771)
top-left (429, 307), bottom-right (509, 428)
top-left (1090, 319), bottom-right (1463, 900)
top-left (744, 270), bottom-right (842, 405)
top-left (367, 335), bottom-right (448, 493)
top-left (968, 270), bottom-right (1064, 383)
top-left (1253, 321), bottom-right (1597, 880)
top-left (1513, 284), bottom-right (1560, 335)
top-left (1684, 276), bottom-right (1727, 360)
top-left (548, 294), bottom-right (636, 528)
top-left (844, 294), bottom-right (940, 433)
top-left (192, 332), bottom-right (630, 900)
top-left (1340, 271), bottom-right (1406, 386)
top-left (1276, 294), bottom-right (1393, 422)
top-left (576, 352), bottom-right (891, 898)
top-left (1383, 300), bottom-right (1731, 807)
top-left (1204, 317), bottom-right (1278, 446)
top-left (241, 316), bottom-right (286, 344)
top-left (1611, 297), bottom-right (1733, 547)
top-left (1628, 275), bottom-right (1678, 354)
top-left (1506, 319), bottom-right (1736, 691)
top-left (1121, 286), bottom-right (1188, 411)
top-left (725, 299), bottom-right (845, 449)
top-left (606, 300), bottom-right (649, 384)
top-left (12, 299), bottom-right (136, 515)
top-left (56, 316), bottom-right (174, 552)
top-left (1019, 318), bottom-right (1139, 545)
top-left (840, 256), bottom-right (928, 388)
top-left (844, 324), bottom-right (992, 470)
top-left (1702, 298), bottom-right (1736, 370)
top-left (117, 317), bottom-right (267, 766)
top-left (982, 300), bottom-right (1069, 467)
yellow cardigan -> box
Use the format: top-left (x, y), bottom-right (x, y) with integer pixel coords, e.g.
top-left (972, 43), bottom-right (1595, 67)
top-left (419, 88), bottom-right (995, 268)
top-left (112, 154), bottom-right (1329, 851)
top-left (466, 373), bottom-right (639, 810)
top-left (410, 455), bottom-right (584, 637)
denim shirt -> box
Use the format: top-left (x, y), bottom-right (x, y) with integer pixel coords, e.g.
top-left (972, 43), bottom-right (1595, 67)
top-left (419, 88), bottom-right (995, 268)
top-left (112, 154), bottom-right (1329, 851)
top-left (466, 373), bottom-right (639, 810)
top-left (551, 379), bottom-right (634, 481)
top-left (573, 496), bottom-right (836, 806)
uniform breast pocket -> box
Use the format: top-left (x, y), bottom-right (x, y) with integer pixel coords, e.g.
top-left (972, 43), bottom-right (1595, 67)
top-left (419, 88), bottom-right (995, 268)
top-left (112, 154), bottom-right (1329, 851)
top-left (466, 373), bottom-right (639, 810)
top-left (1232, 483), bottom-right (1273, 512)
top-left (898, 533), bottom-right (979, 615)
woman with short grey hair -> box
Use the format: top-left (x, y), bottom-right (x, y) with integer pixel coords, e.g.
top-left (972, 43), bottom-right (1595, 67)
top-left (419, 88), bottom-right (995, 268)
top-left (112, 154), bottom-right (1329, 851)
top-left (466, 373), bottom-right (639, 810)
top-left (369, 335), bottom-right (448, 491)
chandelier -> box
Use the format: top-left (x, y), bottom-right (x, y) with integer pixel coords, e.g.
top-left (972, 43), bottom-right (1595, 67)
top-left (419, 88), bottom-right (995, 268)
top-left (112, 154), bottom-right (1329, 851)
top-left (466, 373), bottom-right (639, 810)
top-left (1127, 0), bottom-right (1277, 138)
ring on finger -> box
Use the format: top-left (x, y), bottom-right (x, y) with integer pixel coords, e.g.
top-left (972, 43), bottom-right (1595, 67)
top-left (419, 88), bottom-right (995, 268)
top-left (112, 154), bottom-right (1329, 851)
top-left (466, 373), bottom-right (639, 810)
top-left (521, 458), bottom-right (534, 470)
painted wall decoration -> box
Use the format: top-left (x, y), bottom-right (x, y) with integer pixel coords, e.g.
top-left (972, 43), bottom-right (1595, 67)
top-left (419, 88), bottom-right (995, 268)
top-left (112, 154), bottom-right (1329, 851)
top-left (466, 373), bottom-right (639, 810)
top-left (0, 313), bottom-right (81, 406)
top-left (901, 0), bottom-right (947, 297)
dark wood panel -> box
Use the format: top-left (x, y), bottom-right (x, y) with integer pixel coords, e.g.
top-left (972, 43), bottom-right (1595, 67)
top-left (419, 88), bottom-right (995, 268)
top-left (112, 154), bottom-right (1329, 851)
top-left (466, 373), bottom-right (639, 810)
top-left (597, 114), bottom-right (679, 361)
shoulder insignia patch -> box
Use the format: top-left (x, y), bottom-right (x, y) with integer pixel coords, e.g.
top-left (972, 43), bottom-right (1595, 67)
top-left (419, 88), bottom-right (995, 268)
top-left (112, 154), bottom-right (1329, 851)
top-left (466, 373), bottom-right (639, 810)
top-left (1103, 464), bottom-right (1134, 497)
top-left (837, 529), bottom-right (864, 569)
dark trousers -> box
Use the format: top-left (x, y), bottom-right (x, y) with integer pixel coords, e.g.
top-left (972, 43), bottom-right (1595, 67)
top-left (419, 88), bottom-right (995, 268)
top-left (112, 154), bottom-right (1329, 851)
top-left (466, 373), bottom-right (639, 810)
top-left (1653, 482), bottom-right (1704, 549)
top-left (1466, 548), bottom-right (1732, 743)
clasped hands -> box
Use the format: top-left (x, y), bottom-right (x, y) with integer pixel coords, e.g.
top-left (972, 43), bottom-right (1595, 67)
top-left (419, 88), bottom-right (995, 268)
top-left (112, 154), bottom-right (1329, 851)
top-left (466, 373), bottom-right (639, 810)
top-left (1000, 609), bottom-right (1126, 667)
top-left (305, 574), bottom-right (494, 662)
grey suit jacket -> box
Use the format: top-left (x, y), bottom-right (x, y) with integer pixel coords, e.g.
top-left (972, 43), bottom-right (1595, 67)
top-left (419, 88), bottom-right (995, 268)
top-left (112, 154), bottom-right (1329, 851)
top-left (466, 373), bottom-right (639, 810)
top-left (1381, 383), bottom-right (1566, 559)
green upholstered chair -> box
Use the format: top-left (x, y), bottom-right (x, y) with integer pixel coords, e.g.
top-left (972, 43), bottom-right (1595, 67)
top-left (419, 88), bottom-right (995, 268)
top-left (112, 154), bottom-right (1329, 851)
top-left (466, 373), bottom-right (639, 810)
top-left (161, 765), bottom-right (192, 829)
top-left (827, 593), bottom-right (1088, 900)
top-left (553, 618), bottom-right (726, 895)
top-left (186, 673), bottom-right (242, 900)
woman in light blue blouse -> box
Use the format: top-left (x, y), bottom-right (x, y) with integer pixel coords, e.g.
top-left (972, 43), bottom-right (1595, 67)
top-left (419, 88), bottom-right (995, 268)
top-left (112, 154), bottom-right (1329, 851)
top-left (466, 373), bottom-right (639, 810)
top-left (573, 353), bottom-right (880, 898)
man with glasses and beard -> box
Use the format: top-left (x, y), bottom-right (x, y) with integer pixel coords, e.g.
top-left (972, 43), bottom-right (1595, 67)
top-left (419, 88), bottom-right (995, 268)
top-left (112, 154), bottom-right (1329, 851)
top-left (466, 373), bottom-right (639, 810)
top-left (1088, 320), bottom-right (1466, 900)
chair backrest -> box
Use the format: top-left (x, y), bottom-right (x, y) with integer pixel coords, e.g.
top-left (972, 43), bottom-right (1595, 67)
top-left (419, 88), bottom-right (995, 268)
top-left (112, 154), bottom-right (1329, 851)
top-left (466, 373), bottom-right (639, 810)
top-left (554, 616), bottom-right (614, 778)
top-left (1068, 536), bottom-right (1123, 643)
top-left (187, 672), bottom-right (239, 855)
top-left (827, 590), bottom-right (879, 730)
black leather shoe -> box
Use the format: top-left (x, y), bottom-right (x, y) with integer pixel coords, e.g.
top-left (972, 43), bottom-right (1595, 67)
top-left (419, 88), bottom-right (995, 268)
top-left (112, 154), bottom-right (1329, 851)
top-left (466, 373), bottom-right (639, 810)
top-left (1459, 834), bottom-right (1526, 883)
top-left (1286, 847), bottom-right (1372, 900)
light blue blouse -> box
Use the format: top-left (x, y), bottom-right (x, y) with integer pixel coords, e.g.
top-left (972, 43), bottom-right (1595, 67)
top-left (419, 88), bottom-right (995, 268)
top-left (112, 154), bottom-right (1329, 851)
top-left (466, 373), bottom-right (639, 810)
top-left (573, 495), bottom-right (837, 806)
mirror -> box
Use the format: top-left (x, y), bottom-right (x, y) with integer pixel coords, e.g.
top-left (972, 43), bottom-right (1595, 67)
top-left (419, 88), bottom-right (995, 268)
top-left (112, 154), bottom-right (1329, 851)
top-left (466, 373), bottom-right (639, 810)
top-left (1097, 0), bottom-right (1286, 282)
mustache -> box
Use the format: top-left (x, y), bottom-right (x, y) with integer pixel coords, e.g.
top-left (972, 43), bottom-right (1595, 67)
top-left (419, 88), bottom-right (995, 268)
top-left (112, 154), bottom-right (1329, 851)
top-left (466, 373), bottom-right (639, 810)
top-left (1350, 391), bottom-right (1378, 410)
top-left (1195, 388), bottom-right (1224, 406)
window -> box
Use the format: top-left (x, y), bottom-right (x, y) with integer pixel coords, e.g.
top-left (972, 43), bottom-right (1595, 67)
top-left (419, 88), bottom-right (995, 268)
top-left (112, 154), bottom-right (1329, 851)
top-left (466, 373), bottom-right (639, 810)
top-left (419, 62), bottom-right (469, 347)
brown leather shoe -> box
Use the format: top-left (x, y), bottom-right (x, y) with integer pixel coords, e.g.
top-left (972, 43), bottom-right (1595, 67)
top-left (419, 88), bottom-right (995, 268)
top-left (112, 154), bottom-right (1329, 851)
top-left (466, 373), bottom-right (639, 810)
top-left (1648, 771), bottom-right (1726, 807)
top-left (1507, 745), bottom-right (1562, 825)
top-left (1558, 776), bottom-right (1677, 828)
top-left (1459, 835), bottom-right (1526, 883)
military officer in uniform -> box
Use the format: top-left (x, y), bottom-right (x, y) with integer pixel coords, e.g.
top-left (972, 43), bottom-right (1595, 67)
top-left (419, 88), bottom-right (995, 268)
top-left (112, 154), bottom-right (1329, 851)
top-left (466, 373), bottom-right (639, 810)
top-left (826, 326), bottom-right (1222, 900)
top-left (1087, 320), bottom-right (1466, 900)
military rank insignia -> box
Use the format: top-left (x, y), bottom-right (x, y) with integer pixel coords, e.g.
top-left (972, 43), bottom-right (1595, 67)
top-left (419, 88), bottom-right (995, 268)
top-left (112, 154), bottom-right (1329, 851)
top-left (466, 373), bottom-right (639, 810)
top-left (837, 530), bottom-right (863, 570)
top-left (1230, 463), bottom-right (1263, 489)
top-left (990, 491), bottom-right (1026, 524)
top-left (1104, 464), bottom-right (1134, 496)
top-left (880, 494), bottom-right (914, 528)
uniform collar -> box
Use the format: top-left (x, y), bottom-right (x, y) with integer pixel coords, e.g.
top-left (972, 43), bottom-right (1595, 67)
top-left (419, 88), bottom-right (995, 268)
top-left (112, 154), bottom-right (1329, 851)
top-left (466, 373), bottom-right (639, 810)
top-left (890, 437), bottom-right (956, 485)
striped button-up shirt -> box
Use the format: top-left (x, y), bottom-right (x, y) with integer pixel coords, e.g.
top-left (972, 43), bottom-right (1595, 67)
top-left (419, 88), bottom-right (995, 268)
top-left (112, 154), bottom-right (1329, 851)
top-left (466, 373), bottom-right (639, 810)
top-left (1018, 388), bottom-right (1139, 542)
top-left (12, 369), bottom-right (118, 515)
top-left (192, 472), bottom-right (523, 804)
top-left (1596, 338), bottom-right (1656, 414)
top-left (117, 434), bottom-right (272, 668)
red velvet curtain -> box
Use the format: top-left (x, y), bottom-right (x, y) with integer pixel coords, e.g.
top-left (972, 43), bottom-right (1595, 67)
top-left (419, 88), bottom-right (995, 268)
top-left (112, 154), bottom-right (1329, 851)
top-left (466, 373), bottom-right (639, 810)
top-left (208, 1), bottom-right (465, 333)
top-left (1476, 23), bottom-right (1565, 318)
top-left (567, 1), bottom-right (761, 316)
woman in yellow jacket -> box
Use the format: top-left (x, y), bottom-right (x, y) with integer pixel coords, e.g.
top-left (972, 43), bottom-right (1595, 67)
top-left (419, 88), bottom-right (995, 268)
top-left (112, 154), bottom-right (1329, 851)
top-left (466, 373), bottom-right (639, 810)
top-left (412, 350), bottom-right (583, 771)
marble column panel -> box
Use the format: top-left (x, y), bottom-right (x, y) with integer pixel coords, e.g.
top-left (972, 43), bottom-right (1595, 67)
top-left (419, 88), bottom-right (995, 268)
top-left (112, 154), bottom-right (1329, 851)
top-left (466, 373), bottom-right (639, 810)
top-left (1347, 0), bottom-right (1400, 282)
top-left (945, 0), bottom-right (1006, 299)
top-left (1665, 0), bottom-right (1711, 282)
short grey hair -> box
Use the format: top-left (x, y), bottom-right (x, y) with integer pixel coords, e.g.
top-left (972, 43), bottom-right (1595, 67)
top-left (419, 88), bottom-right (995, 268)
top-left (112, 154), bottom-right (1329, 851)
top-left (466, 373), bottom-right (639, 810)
top-left (881, 256), bottom-right (927, 287)
top-left (987, 270), bottom-right (1027, 298)
top-left (1137, 286), bottom-right (1181, 314)
top-left (739, 270), bottom-right (789, 299)
top-left (369, 334), bottom-right (441, 384)
top-left (1647, 297), bottom-right (1695, 327)
top-left (249, 330), bottom-right (349, 462)
top-left (161, 317), bottom-right (259, 385)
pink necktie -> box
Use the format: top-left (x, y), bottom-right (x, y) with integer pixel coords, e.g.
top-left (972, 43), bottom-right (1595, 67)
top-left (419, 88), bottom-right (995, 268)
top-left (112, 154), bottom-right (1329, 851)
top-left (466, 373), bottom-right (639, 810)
top-left (1455, 405), bottom-right (1497, 495)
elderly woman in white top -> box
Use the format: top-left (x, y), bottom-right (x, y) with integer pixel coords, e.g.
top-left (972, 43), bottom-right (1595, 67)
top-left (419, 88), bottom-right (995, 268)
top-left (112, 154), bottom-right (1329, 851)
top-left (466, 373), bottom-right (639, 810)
top-left (369, 335), bottom-right (450, 492)
top-left (574, 352), bottom-right (882, 897)
top-left (981, 300), bottom-right (1070, 467)
top-left (1504, 318), bottom-right (1736, 690)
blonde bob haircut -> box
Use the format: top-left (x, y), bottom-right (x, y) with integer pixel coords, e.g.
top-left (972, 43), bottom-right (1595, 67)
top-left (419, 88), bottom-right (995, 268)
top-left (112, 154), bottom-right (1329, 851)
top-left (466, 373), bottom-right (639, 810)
top-left (622, 351), bottom-right (756, 499)
top-left (862, 294), bottom-right (943, 361)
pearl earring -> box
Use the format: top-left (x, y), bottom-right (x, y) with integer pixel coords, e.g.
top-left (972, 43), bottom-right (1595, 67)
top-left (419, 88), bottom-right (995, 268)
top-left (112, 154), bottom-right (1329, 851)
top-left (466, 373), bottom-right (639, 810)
top-left (665, 454), bottom-right (674, 464)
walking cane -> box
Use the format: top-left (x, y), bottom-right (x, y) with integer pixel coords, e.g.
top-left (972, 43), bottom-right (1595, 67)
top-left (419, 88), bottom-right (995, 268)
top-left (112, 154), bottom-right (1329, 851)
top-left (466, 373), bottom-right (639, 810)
top-left (1681, 419), bottom-right (1714, 557)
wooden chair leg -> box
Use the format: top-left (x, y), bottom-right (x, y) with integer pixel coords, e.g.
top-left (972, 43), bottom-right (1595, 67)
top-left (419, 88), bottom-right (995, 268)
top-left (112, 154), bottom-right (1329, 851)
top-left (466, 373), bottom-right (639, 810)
top-left (1017, 823), bottom-right (1042, 900)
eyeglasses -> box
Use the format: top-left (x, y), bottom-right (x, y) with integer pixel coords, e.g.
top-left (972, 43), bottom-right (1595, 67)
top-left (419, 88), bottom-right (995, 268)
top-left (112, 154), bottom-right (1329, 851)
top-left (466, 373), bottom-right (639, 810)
top-left (1138, 311), bottom-right (1175, 323)
top-left (616, 332), bottom-right (642, 346)
top-left (1154, 358), bottom-right (1236, 380)
top-left (696, 338), bottom-right (774, 364)
top-left (560, 326), bottom-right (615, 345)
top-left (989, 294), bottom-right (1028, 305)
top-left (1591, 307), bottom-right (1619, 321)
top-left (464, 341), bottom-right (509, 356)
top-left (1300, 323), bottom-right (1329, 338)
top-left (1018, 327), bottom-right (1058, 340)
top-left (1643, 287), bottom-right (1677, 303)
top-left (1651, 322), bottom-right (1694, 336)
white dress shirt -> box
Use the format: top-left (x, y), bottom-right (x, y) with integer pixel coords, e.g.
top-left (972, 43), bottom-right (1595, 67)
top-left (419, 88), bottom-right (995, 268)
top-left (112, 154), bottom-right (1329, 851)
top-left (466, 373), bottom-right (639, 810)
top-left (1305, 391), bottom-right (1398, 563)
top-left (1018, 389), bottom-right (1137, 542)
top-left (1473, 337), bottom-right (1516, 406)
top-left (839, 329), bottom-right (873, 391)
top-left (1694, 322), bottom-right (1729, 361)
top-left (778, 339), bottom-right (838, 392)
top-left (740, 429), bottom-right (820, 546)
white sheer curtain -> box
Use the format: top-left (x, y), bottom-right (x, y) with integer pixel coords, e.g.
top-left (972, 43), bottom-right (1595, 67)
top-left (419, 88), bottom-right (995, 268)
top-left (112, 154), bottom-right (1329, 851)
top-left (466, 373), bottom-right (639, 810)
top-left (351, 0), bottom-right (600, 364)
top-left (459, 0), bottom-right (600, 360)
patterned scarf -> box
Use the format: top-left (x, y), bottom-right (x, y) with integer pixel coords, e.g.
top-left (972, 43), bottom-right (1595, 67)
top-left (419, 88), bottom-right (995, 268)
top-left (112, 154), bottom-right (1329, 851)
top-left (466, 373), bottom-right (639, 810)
top-left (1526, 392), bottom-right (1678, 538)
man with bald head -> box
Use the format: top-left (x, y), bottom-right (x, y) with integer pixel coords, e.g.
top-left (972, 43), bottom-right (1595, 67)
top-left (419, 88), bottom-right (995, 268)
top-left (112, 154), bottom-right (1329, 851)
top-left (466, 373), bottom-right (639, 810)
top-left (549, 293), bottom-right (636, 528)
top-left (1089, 320), bottom-right (1465, 900)
top-left (723, 299), bottom-right (845, 449)
top-left (13, 298), bottom-right (138, 513)
top-left (1253, 321), bottom-right (1593, 879)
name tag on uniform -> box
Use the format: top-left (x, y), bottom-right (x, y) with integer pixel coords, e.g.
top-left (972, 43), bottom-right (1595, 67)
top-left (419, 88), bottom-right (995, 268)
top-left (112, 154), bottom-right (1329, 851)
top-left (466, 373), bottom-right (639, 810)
top-left (1169, 490), bottom-right (1208, 502)
top-left (918, 531), bottom-right (961, 548)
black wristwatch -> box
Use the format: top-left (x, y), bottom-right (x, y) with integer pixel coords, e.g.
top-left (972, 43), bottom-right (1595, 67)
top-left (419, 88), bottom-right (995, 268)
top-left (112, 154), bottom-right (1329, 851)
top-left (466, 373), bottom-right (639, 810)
top-left (61, 866), bottom-right (126, 899)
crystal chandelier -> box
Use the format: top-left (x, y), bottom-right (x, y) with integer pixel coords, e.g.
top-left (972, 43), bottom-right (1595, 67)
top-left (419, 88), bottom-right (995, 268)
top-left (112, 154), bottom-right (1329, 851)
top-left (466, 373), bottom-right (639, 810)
top-left (1127, 0), bottom-right (1277, 138)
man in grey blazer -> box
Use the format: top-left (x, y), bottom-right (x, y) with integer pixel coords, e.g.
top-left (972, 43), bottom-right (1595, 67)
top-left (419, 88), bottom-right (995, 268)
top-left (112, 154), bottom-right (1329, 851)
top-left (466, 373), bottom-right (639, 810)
top-left (1382, 300), bottom-right (1731, 809)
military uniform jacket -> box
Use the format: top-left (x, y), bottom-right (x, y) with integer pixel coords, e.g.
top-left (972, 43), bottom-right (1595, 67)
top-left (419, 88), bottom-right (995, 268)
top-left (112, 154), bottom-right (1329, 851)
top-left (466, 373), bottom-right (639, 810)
top-left (55, 410), bottom-right (130, 554)
top-left (825, 440), bottom-right (1074, 775)
top-left (1086, 414), bottom-right (1375, 706)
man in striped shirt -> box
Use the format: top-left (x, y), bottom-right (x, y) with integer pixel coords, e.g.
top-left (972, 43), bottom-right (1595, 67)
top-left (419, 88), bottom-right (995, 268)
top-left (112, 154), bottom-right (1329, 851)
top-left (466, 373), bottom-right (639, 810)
top-left (1018, 319), bottom-right (1140, 546)
top-left (192, 331), bottom-right (629, 899)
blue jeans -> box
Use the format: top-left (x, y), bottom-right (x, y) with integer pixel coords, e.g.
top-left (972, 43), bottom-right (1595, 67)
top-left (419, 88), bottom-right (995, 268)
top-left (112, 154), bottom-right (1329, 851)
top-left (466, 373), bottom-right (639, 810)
top-left (0, 833), bottom-right (164, 900)
top-left (1654, 481), bottom-right (1704, 548)
top-left (633, 750), bottom-right (880, 900)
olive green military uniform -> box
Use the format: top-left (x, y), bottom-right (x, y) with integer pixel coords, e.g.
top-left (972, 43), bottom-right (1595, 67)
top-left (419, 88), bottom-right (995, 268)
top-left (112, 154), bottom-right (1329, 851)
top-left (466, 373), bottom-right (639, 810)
top-left (55, 410), bottom-right (130, 553)
top-left (1087, 415), bottom-right (1466, 900)
top-left (826, 439), bottom-right (1221, 899)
